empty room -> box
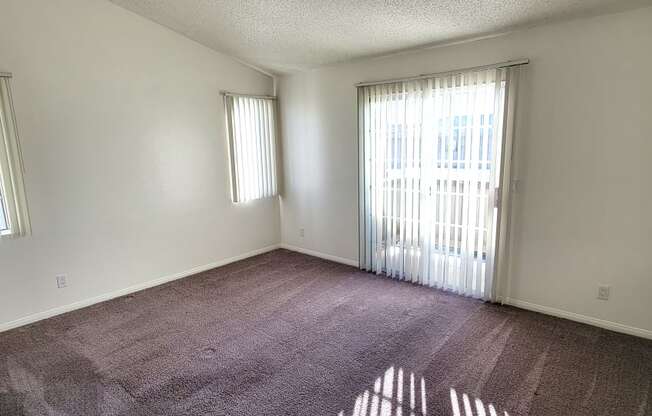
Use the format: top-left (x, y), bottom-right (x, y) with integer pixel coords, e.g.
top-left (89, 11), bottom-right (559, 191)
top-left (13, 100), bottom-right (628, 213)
top-left (1, 0), bottom-right (651, 415)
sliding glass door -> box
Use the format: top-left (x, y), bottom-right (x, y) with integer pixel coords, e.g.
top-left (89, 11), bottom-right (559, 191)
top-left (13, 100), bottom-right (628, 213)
top-left (358, 67), bottom-right (518, 300)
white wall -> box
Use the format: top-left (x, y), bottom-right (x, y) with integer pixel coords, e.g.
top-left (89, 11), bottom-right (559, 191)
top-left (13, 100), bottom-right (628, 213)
top-left (0, 0), bottom-right (279, 327)
top-left (279, 7), bottom-right (652, 334)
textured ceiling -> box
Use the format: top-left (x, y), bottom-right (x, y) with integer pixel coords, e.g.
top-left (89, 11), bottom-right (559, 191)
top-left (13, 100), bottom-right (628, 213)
top-left (110, 0), bottom-right (652, 74)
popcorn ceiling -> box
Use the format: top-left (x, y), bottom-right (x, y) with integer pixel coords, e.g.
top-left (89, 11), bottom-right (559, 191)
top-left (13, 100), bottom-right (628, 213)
top-left (110, 0), bottom-right (649, 74)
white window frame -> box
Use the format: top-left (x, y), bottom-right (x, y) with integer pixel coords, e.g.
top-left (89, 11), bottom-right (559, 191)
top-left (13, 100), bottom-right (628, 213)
top-left (0, 189), bottom-right (11, 236)
top-left (0, 73), bottom-right (31, 239)
top-left (223, 92), bottom-right (279, 203)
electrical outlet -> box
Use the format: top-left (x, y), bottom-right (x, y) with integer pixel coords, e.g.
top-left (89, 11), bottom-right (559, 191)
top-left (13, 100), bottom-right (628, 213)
top-left (56, 275), bottom-right (67, 289)
top-left (299, 228), bottom-right (305, 238)
top-left (597, 284), bottom-right (610, 301)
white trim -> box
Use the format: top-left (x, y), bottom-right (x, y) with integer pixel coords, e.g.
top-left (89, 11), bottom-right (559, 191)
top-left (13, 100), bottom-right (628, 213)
top-left (278, 245), bottom-right (652, 340)
top-left (4, 243), bottom-right (648, 341)
top-left (0, 244), bottom-right (281, 333)
top-left (280, 243), bottom-right (359, 267)
top-left (504, 297), bottom-right (652, 340)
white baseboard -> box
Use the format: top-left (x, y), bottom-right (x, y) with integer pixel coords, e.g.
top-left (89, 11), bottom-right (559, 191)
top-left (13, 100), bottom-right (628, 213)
top-left (504, 297), bottom-right (652, 340)
top-left (280, 243), bottom-right (359, 267)
top-left (0, 244), bottom-right (281, 333)
top-left (279, 245), bottom-right (651, 340)
top-left (4, 244), bottom-right (648, 341)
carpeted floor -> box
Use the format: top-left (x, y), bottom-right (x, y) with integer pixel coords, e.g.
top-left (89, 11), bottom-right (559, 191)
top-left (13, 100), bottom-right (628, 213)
top-left (1, 249), bottom-right (650, 416)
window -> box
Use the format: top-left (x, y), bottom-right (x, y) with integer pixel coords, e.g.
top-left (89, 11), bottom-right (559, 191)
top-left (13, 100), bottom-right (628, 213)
top-left (224, 94), bottom-right (279, 203)
top-left (0, 74), bottom-right (30, 239)
top-left (0, 187), bottom-right (8, 232)
top-left (359, 66), bottom-right (520, 300)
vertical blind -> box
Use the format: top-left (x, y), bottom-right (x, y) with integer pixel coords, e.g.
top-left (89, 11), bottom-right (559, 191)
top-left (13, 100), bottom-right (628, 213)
top-left (224, 95), bottom-right (278, 203)
top-left (358, 67), bottom-right (519, 300)
top-left (0, 76), bottom-right (30, 239)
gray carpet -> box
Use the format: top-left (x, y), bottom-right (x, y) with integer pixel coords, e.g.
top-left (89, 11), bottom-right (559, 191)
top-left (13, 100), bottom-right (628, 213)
top-left (1, 249), bottom-right (650, 415)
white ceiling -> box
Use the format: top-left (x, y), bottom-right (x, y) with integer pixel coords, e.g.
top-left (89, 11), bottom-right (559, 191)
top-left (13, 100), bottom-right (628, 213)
top-left (110, 0), bottom-right (651, 74)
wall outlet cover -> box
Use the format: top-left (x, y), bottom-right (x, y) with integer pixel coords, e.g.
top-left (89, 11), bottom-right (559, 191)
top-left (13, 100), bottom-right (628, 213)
top-left (56, 275), bottom-right (67, 289)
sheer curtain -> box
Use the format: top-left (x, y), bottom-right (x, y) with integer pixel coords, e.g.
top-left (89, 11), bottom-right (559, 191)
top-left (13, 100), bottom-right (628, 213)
top-left (358, 67), bottom-right (519, 301)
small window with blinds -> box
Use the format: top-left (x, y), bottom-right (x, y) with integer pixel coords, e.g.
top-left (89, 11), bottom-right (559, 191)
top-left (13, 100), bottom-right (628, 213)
top-left (224, 94), bottom-right (279, 203)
